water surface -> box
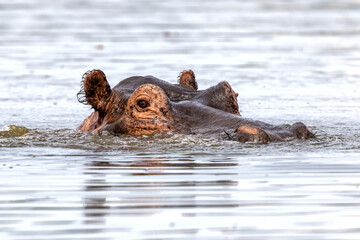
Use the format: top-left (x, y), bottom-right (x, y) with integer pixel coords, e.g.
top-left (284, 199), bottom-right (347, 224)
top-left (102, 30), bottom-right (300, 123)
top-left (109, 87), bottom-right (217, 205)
top-left (1, 0), bottom-right (360, 239)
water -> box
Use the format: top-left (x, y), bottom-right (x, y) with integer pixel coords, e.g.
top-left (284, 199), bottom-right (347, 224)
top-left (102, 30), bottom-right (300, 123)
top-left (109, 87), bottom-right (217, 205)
top-left (1, 0), bottom-right (360, 239)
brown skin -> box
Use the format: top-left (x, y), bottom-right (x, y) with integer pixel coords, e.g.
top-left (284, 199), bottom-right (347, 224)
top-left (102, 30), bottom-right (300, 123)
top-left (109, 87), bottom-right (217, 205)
top-left (77, 69), bottom-right (315, 143)
top-left (110, 84), bottom-right (176, 135)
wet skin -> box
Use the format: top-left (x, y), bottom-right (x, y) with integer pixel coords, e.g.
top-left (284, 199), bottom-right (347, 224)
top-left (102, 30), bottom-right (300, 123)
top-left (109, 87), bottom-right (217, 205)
top-left (77, 69), bottom-right (314, 143)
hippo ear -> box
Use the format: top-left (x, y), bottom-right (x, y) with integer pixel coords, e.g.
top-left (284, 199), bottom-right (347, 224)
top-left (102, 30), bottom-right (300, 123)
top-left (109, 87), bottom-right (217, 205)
top-left (77, 69), bottom-right (112, 112)
top-left (178, 70), bottom-right (198, 90)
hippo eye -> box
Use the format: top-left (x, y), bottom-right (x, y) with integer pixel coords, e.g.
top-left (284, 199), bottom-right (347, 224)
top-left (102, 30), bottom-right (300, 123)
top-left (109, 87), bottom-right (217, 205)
top-left (137, 100), bottom-right (149, 109)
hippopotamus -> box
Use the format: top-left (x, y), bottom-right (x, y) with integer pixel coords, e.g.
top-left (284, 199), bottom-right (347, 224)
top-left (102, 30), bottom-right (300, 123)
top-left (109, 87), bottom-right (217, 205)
top-left (77, 69), bottom-right (314, 143)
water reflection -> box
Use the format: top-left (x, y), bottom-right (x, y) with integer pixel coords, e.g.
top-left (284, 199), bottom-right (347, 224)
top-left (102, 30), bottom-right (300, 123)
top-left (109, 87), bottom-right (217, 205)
top-left (82, 156), bottom-right (239, 227)
top-left (83, 178), bottom-right (109, 225)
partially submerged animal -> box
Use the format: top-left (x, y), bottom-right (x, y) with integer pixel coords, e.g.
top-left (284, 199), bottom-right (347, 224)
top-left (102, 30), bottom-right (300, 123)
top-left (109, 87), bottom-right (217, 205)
top-left (77, 69), bottom-right (314, 143)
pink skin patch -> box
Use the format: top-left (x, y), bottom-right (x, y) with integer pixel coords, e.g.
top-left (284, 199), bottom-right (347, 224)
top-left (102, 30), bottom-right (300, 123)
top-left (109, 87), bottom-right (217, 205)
top-left (237, 125), bottom-right (260, 135)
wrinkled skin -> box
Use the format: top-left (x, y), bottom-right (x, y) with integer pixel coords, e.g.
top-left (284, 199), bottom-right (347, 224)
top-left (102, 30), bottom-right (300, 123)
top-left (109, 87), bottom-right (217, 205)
top-left (77, 69), bottom-right (315, 143)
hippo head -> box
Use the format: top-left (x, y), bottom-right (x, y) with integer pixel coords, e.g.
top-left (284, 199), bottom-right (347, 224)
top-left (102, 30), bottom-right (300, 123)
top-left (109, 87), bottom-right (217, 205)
top-left (77, 70), bottom-right (176, 135)
top-left (77, 69), bottom-right (314, 143)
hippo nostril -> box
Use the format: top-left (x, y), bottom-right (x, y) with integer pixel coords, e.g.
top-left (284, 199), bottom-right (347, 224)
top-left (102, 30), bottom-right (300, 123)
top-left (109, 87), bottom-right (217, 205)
top-left (137, 100), bottom-right (149, 109)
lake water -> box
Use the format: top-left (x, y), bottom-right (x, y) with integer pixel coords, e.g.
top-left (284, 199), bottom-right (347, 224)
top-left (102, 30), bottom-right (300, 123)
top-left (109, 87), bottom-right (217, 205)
top-left (1, 0), bottom-right (360, 239)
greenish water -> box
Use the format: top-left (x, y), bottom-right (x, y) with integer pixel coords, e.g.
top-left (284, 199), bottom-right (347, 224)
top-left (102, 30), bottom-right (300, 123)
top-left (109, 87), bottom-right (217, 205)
top-left (1, 0), bottom-right (360, 239)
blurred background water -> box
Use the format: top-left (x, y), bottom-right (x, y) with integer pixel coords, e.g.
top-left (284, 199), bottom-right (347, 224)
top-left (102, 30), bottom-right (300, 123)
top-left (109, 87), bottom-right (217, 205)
top-left (0, 0), bottom-right (360, 239)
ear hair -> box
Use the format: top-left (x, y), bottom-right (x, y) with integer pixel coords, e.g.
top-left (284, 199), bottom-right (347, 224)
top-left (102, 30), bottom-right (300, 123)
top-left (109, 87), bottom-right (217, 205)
top-left (76, 69), bottom-right (112, 111)
top-left (76, 70), bottom-right (92, 105)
